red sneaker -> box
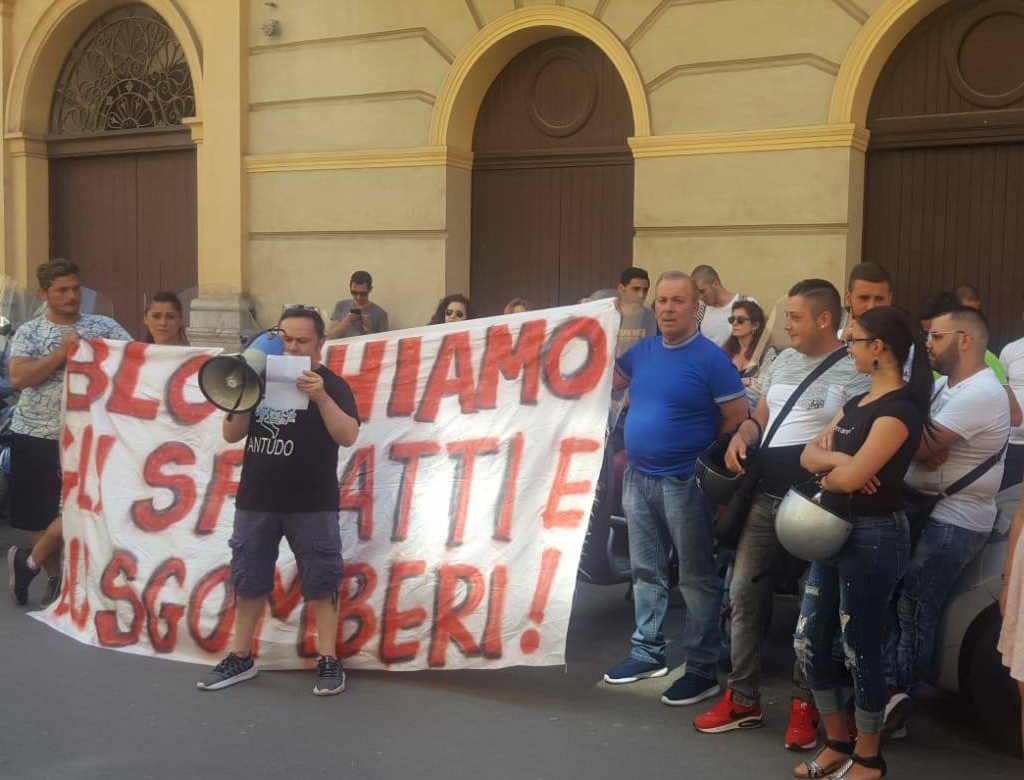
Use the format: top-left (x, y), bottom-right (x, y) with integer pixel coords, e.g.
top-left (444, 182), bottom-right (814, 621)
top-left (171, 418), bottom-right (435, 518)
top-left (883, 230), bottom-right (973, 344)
top-left (784, 698), bottom-right (820, 751)
top-left (693, 689), bottom-right (763, 733)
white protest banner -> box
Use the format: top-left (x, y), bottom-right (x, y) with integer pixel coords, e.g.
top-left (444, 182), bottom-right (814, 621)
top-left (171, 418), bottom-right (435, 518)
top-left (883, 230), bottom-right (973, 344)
top-left (33, 299), bottom-right (618, 670)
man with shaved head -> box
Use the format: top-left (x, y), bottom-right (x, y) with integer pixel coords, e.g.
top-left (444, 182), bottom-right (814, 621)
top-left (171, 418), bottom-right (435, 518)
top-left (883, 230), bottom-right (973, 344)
top-left (692, 265), bottom-right (758, 347)
top-left (884, 306), bottom-right (1011, 738)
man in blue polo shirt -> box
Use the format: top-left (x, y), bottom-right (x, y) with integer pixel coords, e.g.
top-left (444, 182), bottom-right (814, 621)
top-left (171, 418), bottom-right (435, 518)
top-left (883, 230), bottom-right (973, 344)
top-left (604, 270), bottom-right (748, 707)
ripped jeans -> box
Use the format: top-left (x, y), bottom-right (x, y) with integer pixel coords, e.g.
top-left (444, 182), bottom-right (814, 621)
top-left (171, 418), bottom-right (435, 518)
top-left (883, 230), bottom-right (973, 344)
top-left (793, 512), bottom-right (909, 734)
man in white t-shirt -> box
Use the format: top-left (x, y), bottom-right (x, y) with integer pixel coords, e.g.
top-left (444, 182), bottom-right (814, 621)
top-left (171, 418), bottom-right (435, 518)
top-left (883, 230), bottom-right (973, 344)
top-left (884, 307), bottom-right (1010, 737)
top-left (692, 265), bottom-right (756, 347)
top-left (693, 279), bottom-right (871, 749)
top-left (999, 301), bottom-right (1024, 490)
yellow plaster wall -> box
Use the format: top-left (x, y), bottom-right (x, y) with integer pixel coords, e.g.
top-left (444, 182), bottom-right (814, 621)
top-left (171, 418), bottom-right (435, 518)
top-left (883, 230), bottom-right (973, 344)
top-left (635, 148), bottom-right (855, 229)
top-left (649, 66), bottom-right (839, 134)
top-left (633, 231), bottom-right (850, 314)
top-left (0, 1), bottom-right (948, 326)
top-left (248, 235), bottom-right (447, 332)
top-left (242, 0), bottom-right (908, 326)
top-left (248, 164), bottom-right (453, 329)
top-left (632, 146), bottom-right (858, 301)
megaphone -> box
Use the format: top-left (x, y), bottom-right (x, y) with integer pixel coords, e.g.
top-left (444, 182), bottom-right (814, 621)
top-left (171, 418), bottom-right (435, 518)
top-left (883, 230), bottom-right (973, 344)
top-left (198, 330), bottom-right (285, 413)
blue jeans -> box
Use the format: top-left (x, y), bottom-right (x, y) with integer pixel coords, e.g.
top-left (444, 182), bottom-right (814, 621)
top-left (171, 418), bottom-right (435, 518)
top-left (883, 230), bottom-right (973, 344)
top-left (793, 513), bottom-right (909, 734)
top-left (885, 518), bottom-right (989, 694)
top-left (622, 467), bottom-right (723, 679)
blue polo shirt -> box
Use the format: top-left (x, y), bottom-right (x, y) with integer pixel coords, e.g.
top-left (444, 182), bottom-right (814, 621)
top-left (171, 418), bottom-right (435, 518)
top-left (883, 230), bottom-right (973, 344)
top-left (616, 332), bottom-right (745, 477)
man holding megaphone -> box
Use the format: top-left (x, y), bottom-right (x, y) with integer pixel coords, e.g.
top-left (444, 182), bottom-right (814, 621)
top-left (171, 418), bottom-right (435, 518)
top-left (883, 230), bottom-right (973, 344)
top-left (196, 306), bottom-right (360, 696)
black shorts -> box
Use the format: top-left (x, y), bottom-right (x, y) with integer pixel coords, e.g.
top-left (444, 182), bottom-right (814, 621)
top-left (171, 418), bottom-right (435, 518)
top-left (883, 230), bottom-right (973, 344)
top-left (10, 433), bottom-right (61, 532)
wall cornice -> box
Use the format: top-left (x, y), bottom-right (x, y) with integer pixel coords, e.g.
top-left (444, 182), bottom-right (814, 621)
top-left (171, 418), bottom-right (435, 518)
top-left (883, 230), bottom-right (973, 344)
top-left (629, 124), bottom-right (870, 158)
top-left (246, 146), bottom-right (474, 173)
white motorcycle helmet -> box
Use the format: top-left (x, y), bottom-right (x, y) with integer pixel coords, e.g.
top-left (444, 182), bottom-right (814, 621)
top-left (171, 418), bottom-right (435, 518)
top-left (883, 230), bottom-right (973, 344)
top-left (775, 484), bottom-right (853, 562)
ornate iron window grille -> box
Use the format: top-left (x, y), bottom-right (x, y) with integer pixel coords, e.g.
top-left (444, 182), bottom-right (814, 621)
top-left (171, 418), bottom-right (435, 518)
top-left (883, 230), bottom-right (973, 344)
top-left (50, 4), bottom-right (195, 135)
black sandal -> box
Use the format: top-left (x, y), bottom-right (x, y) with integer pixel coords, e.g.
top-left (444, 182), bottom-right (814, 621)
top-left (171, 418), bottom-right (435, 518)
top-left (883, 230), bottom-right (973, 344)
top-left (792, 739), bottom-right (855, 778)
top-left (826, 751), bottom-right (887, 779)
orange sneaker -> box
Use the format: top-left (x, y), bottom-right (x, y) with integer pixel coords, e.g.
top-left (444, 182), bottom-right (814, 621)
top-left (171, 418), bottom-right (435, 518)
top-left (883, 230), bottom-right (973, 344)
top-left (784, 698), bottom-right (820, 751)
top-left (693, 689), bottom-right (763, 733)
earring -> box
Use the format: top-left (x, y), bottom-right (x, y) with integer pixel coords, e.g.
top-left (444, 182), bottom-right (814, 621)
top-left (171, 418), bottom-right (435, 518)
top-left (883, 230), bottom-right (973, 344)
top-left (872, 358), bottom-right (879, 371)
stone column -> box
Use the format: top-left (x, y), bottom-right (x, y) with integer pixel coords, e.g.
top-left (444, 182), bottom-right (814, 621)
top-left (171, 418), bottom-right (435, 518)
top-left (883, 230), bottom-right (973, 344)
top-left (186, 292), bottom-right (259, 351)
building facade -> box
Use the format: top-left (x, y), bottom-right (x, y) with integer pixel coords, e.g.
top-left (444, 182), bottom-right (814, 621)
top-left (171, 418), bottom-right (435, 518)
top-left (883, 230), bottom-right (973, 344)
top-left (1, 0), bottom-right (1021, 345)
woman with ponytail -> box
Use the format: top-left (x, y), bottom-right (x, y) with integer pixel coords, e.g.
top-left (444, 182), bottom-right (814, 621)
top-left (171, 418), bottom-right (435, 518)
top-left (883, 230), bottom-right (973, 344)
top-left (790, 306), bottom-right (929, 780)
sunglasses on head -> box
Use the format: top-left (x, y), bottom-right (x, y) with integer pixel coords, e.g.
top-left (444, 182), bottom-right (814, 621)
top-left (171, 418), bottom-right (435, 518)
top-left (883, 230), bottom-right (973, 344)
top-left (727, 315), bottom-right (751, 325)
top-left (445, 309), bottom-right (466, 318)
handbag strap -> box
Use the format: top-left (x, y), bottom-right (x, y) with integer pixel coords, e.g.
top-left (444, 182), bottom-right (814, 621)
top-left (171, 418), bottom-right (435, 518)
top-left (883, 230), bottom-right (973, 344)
top-left (937, 438), bottom-right (1009, 499)
top-left (761, 347), bottom-right (848, 449)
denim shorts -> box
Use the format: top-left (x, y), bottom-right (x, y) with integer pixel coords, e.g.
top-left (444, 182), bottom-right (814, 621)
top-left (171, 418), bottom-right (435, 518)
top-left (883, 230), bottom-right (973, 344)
top-left (229, 509), bottom-right (344, 601)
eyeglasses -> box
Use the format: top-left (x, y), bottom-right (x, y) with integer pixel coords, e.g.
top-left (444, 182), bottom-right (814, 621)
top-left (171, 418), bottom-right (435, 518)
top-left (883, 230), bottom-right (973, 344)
top-left (844, 337), bottom-right (875, 348)
top-left (445, 309), bottom-right (466, 319)
top-left (727, 316), bottom-right (751, 325)
top-left (350, 290), bottom-right (370, 298)
top-left (929, 327), bottom-right (966, 339)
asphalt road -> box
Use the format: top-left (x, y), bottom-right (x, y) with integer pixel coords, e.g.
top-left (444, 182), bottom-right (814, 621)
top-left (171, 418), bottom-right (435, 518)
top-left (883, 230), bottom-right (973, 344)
top-left (0, 525), bottom-right (1018, 780)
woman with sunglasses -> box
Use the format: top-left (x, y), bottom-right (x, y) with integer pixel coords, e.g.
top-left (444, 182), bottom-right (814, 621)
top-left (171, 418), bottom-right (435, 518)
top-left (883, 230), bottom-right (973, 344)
top-left (723, 300), bottom-right (775, 409)
top-left (429, 294), bottom-right (474, 325)
top-left (791, 306), bottom-right (931, 780)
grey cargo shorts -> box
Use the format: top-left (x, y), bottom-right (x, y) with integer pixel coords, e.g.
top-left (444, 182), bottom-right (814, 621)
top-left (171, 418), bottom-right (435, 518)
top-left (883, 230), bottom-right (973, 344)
top-left (228, 509), bottom-right (344, 601)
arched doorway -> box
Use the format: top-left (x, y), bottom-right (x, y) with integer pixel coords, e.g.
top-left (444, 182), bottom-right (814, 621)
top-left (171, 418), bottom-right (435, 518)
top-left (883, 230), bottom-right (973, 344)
top-left (470, 37), bottom-right (634, 315)
top-left (862, 0), bottom-right (1024, 348)
top-left (46, 3), bottom-right (198, 336)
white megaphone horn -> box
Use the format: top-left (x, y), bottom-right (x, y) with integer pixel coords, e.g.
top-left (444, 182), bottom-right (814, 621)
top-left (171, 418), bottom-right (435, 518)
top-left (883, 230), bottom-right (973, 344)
top-left (198, 329), bottom-right (285, 413)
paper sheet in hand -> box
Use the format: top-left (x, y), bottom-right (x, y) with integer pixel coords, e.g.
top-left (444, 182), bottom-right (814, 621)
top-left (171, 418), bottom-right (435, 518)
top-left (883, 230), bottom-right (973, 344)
top-left (264, 354), bottom-right (310, 410)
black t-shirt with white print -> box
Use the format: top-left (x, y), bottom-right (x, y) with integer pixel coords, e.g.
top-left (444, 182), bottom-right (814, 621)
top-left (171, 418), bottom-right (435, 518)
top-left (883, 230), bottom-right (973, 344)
top-left (235, 365), bottom-right (360, 513)
top-left (820, 387), bottom-right (922, 516)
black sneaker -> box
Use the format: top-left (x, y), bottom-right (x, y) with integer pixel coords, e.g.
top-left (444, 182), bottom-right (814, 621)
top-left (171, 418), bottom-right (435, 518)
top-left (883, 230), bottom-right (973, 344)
top-left (883, 691), bottom-right (910, 740)
top-left (40, 576), bottom-right (62, 608)
top-left (313, 655), bottom-right (346, 696)
top-left (661, 673), bottom-right (722, 706)
top-left (196, 652), bottom-right (257, 691)
top-left (7, 547), bottom-right (39, 606)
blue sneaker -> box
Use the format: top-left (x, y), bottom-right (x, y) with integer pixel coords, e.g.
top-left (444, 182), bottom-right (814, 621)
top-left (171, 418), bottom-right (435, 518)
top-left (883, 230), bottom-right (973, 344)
top-left (603, 657), bottom-right (669, 684)
top-left (661, 673), bottom-right (721, 706)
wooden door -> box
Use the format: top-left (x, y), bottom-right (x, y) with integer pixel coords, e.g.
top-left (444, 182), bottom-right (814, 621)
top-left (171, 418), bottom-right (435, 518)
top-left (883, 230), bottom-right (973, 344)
top-left (863, 0), bottom-right (1024, 349)
top-left (49, 147), bottom-right (198, 337)
top-left (471, 37), bottom-right (635, 315)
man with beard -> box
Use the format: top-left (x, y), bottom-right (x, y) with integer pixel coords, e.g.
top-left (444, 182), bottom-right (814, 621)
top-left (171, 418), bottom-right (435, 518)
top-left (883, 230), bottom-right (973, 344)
top-left (883, 307), bottom-right (1010, 738)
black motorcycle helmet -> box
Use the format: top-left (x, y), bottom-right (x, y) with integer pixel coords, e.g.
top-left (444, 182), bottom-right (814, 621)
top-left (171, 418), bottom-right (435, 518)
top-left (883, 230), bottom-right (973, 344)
top-left (695, 436), bottom-right (746, 506)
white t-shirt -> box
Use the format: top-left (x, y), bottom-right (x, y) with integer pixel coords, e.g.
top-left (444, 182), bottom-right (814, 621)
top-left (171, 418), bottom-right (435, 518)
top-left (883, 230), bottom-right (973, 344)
top-left (762, 347), bottom-right (871, 447)
top-left (700, 293), bottom-right (756, 347)
top-left (1001, 336), bottom-right (1024, 446)
top-left (905, 370), bottom-right (1010, 533)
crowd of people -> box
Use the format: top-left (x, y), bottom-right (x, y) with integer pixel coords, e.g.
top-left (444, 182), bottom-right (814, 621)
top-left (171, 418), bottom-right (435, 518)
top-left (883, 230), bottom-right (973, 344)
top-left (601, 262), bottom-right (1024, 780)
top-left (5, 257), bottom-right (1024, 773)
